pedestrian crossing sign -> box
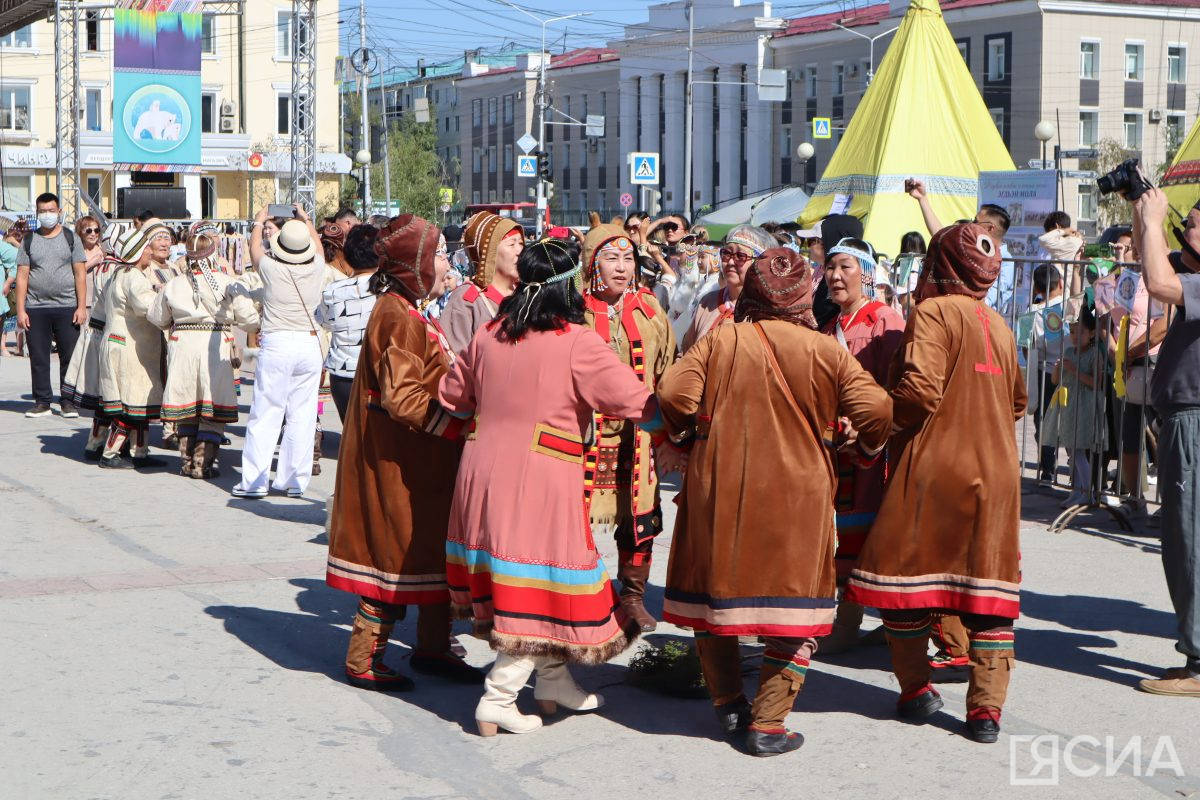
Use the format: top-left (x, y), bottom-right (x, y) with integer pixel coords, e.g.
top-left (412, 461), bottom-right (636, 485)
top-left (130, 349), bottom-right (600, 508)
top-left (813, 118), bottom-right (832, 139)
top-left (630, 152), bottom-right (659, 185)
top-left (517, 155), bottom-right (537, 178)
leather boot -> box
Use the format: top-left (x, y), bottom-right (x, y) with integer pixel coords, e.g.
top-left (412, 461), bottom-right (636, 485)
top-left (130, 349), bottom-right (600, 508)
top-left (533, 660), bottom-right (604, 715)
top-left (965, 633), bottom-right (1014, 742)
top-left (475, 653), bottom-right (542, 736)
top-left (820, 597), bottom-right (864, 655)
top-left (884, 617), bottom-right (942, 718)
top-left (312, 427), bottom-right (323, 476)
top-left (695, 635), bottom-right (746, 712)
top-left (410, 602), bottom-right (485, 684)
top-left (177, 435), bottom-right (196, 477)
top-left (344, 601), bottom-right (413, 692)
top-left (617, 552), bottom-right (657, 632)
top-left (191, 441), bottom-right (220, 479)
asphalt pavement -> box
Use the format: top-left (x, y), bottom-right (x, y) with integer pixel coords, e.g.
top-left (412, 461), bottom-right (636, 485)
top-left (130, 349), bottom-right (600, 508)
top-left (1, 355), bottom-right (1198, 799)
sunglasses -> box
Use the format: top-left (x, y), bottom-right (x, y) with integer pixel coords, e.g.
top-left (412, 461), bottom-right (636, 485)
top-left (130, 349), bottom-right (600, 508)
top-left (719, 248), bottom-right (754, 265)
top-left (82, 227), bottom-right (99, 235)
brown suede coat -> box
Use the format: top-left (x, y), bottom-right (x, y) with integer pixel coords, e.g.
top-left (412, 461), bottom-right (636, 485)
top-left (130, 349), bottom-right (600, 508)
top-left (658, 320), bottom-right (892, 637)
top-left (326, 293), bottom-right (461, 605)
top-left (846, 295), bottom-right (1027, 619)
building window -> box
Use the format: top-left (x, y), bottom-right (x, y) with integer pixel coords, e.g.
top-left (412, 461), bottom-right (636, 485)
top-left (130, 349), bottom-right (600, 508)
top-left (502, 94), bottom-right (513, 125)
top-left (201, 15), bottom-right (216, 56)
top-left (85, 88), bottom-right (103, 132)
top-left (503, 144), bottom-right (512, 172)
top-left (1078, 184), bottom-right (1097, 221)
top-left (957, 39), bottom-right (969, 65)
top-left (488, 190), bottom-right (497, 204)
top-left (580, 144), bottom-right (587, 170)
top-left (84, 11), bottom-right (100, 52)
top-left (86, 176), bottom-right (102, 207)
top-left (1125, 43), bottom-right (1144, 81)
top-left (562, 144), bottom-right (569, 171)
top-left (598, 141), bottom-right (606, 170)
top-left (989, 107), bottom-right (1005, 139)
top-left (832, 63), bottom-right (844, 96)
top-left (2, 175), bottom-right (30, 211)
top-left (201, 177), bottom-right (216, 219)
top-left (1080, 41), bottom-right (1098, 79)
top-left (1169, 45), bottom-right (1187, 84)
top-left (987, 38), bottom-right (1006, 81)
top-left (472, 191), bottom-right (481, 205)
top-left (472, 98), bottom-right (481, 128)
top-left (0, 85), bottom-right (31, 131)
top-left (1123, 112), bottom-right (1142, 149)
top-left (276, 93), bottom-right (291, 135)
top-left (1168, 113), bottom-right (1187, 147)
top-left (1078, 110), bottom-right (1098, 146)
top-left (0, 25), bottom-right (32, 48)
top-left (201, 92), bottom-right (217, 133)
top-left (805, 66), bottom-right (817, 98)
top-left (472, 147), bottom-right (481, 172)
top-left (487, 146), bottom-right (496, 173)
top-left (276, 11), bottom-right (293, 59)
top-left (487, 97), bottom-right (496, 126)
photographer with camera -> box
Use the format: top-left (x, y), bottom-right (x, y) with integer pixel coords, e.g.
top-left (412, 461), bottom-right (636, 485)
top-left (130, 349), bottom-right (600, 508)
top-left (1125, 169), bottom-right (1200, 697)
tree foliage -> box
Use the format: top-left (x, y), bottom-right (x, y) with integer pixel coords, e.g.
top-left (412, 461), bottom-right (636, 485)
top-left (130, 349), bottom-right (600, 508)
top-left (374, 113), bottom-right (443, 220)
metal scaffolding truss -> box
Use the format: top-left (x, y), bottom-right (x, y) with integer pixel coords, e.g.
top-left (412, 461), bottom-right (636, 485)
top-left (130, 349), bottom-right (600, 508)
top-left (54, 0), bottom-right (81, 220)
top-left (289, 0), bottom-right (317, 216)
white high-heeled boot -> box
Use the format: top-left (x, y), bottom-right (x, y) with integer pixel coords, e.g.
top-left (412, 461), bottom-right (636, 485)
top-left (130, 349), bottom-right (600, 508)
top-left (533, 659), bottom-right (604, 715)
top-left (475, 653), bottom-right (543, 736)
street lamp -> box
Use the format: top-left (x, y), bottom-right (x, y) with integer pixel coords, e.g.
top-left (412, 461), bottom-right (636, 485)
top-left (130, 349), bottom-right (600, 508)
top-left (831, 22), bottom-right (900, 86)
top-left (1034, 120), bottom-right (1056, 169)
top-left (497, 0), bottom-right (591, 237)
top-left (795, 142), bottom-right (815, 193)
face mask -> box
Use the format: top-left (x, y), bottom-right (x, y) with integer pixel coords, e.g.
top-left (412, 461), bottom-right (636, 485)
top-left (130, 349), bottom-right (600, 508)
top-left (37, 212), bottom-right (58, 229)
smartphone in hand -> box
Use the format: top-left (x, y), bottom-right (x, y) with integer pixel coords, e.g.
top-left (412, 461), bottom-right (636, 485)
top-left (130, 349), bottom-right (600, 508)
top-left (266, 203), bottom-right (295, 219)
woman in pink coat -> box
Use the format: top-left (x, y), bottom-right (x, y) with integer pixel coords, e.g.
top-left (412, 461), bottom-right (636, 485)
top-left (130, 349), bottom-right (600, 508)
top-left (439, 238), bottom-right (659, 737)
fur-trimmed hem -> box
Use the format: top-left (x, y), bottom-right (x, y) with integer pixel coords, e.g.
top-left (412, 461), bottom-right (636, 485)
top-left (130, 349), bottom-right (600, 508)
top-left (480, 619), bottom-right (641, 666)
top-left (450, 602), bottom-right (474, 621)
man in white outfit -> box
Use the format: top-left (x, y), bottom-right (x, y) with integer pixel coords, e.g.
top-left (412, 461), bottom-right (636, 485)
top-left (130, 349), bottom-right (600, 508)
top-left (232, 205), bottom-right (325, 499)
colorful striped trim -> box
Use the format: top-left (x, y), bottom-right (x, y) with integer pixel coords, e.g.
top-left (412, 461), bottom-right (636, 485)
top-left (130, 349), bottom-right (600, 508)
top-left (422, 400), bottom-right (467, 440)
top-left (531, 423), bottom-right (584, 464)
top-left (663, 588), bottom-right (835, 638)
top-left (763, 649), bottom-right (810, 680)
top-left (969, 630), bottom-right (1015, 652)
top-left (845, 570), bottom-right (1020, 619)
top-left (327, 556), bottom-right (449, 606)
top-left (100, 400), bottom-right (161, 419)
top-left (160, 401), bottom-right (239, 423)
top-left (446, 540), bottom-right (608, 595)
top-left (106, 334), bottom-right (127, 346)
top-left (810, 173), bottom-right (979, 199)
top-left (882, 617), bottom-right (932, 638)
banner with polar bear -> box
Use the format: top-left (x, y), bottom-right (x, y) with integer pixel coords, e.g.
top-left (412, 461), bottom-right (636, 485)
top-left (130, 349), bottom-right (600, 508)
top-left (113, 1), bottom-right (204, 172)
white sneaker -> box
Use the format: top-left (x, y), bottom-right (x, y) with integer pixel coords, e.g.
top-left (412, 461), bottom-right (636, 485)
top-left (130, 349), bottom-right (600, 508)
top-left (231, 485), bottom-right (267, 499)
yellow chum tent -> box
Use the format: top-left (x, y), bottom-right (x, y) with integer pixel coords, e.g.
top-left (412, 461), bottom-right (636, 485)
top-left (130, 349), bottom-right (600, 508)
top-left (798, 0), bottom-right (1015, 253)
top-left (1161, 114), bottom-right (1200, 237)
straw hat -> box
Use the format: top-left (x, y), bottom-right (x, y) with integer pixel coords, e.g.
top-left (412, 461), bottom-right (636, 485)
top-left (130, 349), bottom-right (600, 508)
top-left (271, 218), bottom-right (318, 264)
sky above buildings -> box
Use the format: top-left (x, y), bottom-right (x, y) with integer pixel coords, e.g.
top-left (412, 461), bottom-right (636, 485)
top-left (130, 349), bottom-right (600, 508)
top-left (337, 0), bottom-right (869, 67)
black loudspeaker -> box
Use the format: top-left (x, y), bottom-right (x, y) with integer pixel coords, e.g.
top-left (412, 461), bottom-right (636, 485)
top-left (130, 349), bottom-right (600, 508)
top-left (117, 187), bottom-right (189, 219)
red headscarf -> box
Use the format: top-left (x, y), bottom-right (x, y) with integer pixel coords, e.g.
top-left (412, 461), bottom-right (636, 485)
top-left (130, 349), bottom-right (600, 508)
top-left (374, 215), bottom-right (440, 304)
top-left (916, 222), bottom-right (1001, 303)
top-left (734, 247), bottom-right (817, 329)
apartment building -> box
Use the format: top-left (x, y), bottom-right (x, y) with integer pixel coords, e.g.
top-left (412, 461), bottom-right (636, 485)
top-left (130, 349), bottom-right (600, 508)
top-left (770, 0), bottom-right (1200, 230)
top-left (0, 1), bottom-right (347, 219)
top-left (455, 47), bottom-right (623, 224)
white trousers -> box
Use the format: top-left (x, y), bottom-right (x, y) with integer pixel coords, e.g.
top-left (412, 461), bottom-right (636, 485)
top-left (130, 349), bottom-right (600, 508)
top-left (236, 330), bottom-right (322, 493)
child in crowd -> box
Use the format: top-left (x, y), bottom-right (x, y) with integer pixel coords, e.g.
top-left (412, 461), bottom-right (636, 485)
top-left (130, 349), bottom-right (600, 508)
top-left (1045, 304), bottom-right (1106, 507)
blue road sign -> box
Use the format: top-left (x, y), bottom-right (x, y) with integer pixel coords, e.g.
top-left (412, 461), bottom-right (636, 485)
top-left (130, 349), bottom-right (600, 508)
top-left (630, 152), bottom-right (659, 185)
top-left (517, 154), bottom-right (537, 178)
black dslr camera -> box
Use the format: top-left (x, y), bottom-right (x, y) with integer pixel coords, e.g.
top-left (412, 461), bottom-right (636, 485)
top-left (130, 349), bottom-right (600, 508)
top-left (1097, 158), bottom-right (1154, 201)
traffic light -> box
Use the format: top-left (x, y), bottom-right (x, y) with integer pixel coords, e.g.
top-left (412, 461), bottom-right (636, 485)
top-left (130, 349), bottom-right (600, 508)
top-left (536, 149), bottom-right (552, 183)
top-left (370, 123), bottom-right (385, 163)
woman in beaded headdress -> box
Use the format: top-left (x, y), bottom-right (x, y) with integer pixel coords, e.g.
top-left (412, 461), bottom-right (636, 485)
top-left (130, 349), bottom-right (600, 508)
top-left (579, 224), bottom-right (677, 632)
top-left (326, 214), bottom-right (483, 693)
top-left (148, 222), bottom-right (261, 479)
top-left (658, 247), bottom-right (892, 757)
top-left (680, 224), bottom-right (777, 353)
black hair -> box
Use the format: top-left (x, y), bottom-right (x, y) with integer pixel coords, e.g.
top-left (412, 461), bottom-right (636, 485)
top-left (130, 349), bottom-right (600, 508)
top-left (625, 211), bottom-right (649, 225)
top-left (673, 213), bottom-right (692, 230)
top-left (1077, 300), bottom-right (1097, 331)
top-left (900, 231), bottom-right (927, 255)
top-left (1044, 211), bottom-right (1072, 232)
top-left (344, 224), bottom-right (379, 273)
top-left (35, 192), bottom-right (59, 208)
top-left (333, 207), bottom-right (358, 223)
top-left (494, 239), bottom-right (585, 343)
top-left (978, 203), bottom-right (1012, 233)
top-left (135, 209), bottom-right (155, 223)
top-left (1032, 263), bottom-right (1062, 295)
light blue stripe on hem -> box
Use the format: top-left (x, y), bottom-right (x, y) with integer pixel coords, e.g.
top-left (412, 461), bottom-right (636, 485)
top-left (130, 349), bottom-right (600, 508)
top-left (446, 540), bottom-right (607, 586)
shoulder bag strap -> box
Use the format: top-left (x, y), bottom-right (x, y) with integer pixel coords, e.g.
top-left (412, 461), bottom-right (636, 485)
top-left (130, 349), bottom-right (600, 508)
top-left (753, 321), bottom-right (826, 446)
